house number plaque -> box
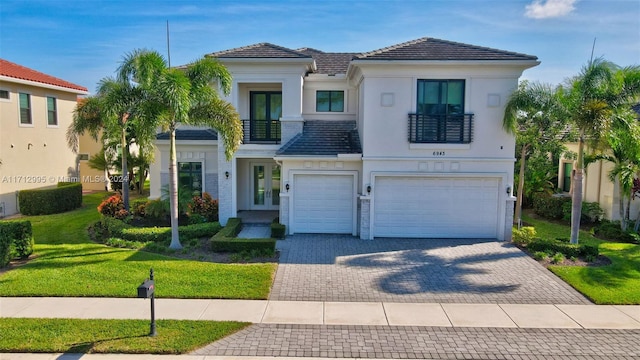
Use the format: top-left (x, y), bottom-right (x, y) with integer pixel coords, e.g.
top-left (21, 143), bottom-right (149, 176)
top-left (432, 151), bottom-right (446, 156)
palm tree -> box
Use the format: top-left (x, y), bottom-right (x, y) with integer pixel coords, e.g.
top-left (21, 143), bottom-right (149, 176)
top-left (588, 109), bottom-right (640, 230)
top-left (503, 81), bottom-right (570, 227)
top-left (561, 59), bottom-right (640, 243)
top-left (119, 50), bottom-right (243, 249)
top-left (68, 79), bottom-right (149, 210)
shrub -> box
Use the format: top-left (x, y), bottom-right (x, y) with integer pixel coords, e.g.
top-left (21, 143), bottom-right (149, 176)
top-left (90, 217), bottom-right (129, 241)
top-left (270, 222), bottom-right (286, 239)
top-left (188, 193), bottom-right (219, 222)
top-left (533, 251), bottom-right (549, 261)
top-left (0, 220), bottom-right (34, 267)
top-left (211, 218), bottom-right (275, 252)
top-left (593, 220), bottom-right (640, 244)
top-left (145, 199), bottom-right (168, 222)
top-left (527, 238), bottom-right (599, 259)
top-left (180, 222), bottom-right (222, 239)
top-left (551, 252), bottom-right (566, 264)
top-left (211, 237), bottom-right (276, 253)
top-left (97, 194), bottom-right (129, 220)
top-left (130, 199), bottom-right (148, 218)
top-left (533, 195), bottom-right (571, 220)
top-left (188, 214), bottom-right (207, 224)
top-left (120, 227), bottom-right (171, 243)
top-left (0, 229), bottom-right (11, 268)
top-left (18, 182), bottom-right (82, 215)
top-left (562, 201), bottom-right (604, 224)
top-left (512, 226), bottom-right (536, 245)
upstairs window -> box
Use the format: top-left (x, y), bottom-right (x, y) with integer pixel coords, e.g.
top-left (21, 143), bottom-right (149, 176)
top-left (417, 80), bottom-right (464, 115)
top-left (19, 93), bottom-right (32, 124)
top-left (0, 90), bottom-right (9, 100)
top-left (47, 96), bottom-right (58, 126)
top-left (316, 90), bottom-right (344, 112)
top-left (409, 80), bottom-right (472, 144)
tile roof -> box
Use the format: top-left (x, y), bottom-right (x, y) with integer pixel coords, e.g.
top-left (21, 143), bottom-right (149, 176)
top-left (207, 43), bottom-right (312, 59)
top-left (356, 37), bottom-right (538, 61)
top-left (156, 129), bottom-right (218, 141)
top-left (277, 121), bottom-right (362, 156)
top-left (0, 58), bottom-right (88, 92)
top-left (297, 49), bottom-right (358, 75)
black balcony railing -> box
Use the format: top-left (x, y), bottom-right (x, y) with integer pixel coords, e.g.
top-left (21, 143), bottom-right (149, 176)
top-left (408, 113), bottom-right (473, 144)
top-left (242, 119), bottom-right (281, 144)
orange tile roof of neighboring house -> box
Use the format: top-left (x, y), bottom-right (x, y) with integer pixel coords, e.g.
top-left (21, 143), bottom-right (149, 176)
top-left (0, 58), bottom-right (88, 92)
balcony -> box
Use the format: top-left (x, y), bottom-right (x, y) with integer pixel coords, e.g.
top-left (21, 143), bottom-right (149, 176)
top-left (408, 113), bottom-right (473, 144)
top-left (242, 119), bottom-right (281, 144)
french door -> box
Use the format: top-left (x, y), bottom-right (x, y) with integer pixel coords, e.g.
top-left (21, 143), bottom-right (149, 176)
top-left (250, 91), bottom-right (282, 142)
top-left (251, 163), bottom-right (280, 210)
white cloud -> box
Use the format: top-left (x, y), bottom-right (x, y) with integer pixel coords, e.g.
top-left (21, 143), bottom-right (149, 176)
top-left (525, 0), bottom-right (577, 19)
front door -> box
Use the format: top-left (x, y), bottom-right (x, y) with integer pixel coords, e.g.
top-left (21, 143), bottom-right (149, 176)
top-left (251, 163), bottom-right (280, 210)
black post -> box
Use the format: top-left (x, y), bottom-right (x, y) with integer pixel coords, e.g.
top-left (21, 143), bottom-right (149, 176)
top-left (149, 268), bottom-right (157, 337)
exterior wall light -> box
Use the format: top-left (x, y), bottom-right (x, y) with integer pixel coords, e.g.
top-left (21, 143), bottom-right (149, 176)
top-left (367, 185), bottom-right (371, 194)
top-left (506, 186), bottom-right (511, 195)
top-left (225, 171), bottom-right (229, 179)
top-left (285, 183), bottom-right (290, 192)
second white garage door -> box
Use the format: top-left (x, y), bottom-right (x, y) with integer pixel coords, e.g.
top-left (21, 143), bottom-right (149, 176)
top-left (373, 176), bottom-right (499, 238)
top-left (292, 174), bottom-right (355, 234)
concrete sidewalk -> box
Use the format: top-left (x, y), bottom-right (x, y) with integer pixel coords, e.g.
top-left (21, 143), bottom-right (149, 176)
top-left (2, 297), bottom-right (639, 329)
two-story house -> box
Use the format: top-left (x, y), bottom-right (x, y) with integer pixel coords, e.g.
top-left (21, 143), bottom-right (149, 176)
top-left (150, 37), bottom-right (539, 240)
top-left (0, 59), bottom-right (88, 217)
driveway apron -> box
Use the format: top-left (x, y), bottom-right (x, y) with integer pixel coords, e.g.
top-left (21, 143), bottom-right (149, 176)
top-left (270, 235), bottom-right (591, 304)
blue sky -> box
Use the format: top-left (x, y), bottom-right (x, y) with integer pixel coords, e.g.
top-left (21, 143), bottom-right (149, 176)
top-left (1, 0), bottom-right (638, 94)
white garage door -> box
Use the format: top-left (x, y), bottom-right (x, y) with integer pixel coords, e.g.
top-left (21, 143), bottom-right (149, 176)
top-left (292, 174), bottom-right (354, 234)
top-left (373, 177), bottom-right (499, 238)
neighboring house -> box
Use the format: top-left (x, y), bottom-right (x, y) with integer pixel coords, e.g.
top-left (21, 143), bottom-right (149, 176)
top-left (77, 130), bottom-right (110, 191)
top-left (0, 59), bottom-right (88, 217)
top-left (558, 104), bottom-right (640, 222)
top-left (150, 37), bottom-right (539, 240)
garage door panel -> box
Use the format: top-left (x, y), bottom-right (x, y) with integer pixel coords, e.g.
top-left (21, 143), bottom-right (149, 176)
top-left (293, 174), bottom-right (354, 234)
top-left (374, 177), bottom-right (499, 238)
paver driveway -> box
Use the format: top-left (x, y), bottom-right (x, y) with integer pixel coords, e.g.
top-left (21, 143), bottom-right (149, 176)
top-left (270, 235), bottom-right (591, 304)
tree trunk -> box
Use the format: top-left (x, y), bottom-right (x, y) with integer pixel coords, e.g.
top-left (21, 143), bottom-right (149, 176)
top-left (514, 144), bottom-right (529, 228)
top-left (121, 128), bottom-right (129, 211)
top-left (570, 132), bottom-right (585, 244)
top-left (168, 124), bottom-right (182, 250)
top-left (619, 179), bottom-right (627, 231)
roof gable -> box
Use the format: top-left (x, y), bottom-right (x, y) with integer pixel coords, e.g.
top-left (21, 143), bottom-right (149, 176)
top-left (207, 43), bottom-right (312, 59)
top-left (0, 58), bottom-right (88, 92)
top-left (356, 37), bottom-right (538, 61)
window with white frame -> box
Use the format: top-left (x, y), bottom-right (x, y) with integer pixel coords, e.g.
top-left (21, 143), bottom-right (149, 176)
top-left (19, 93), bottom-right (32, 124)
top-left (47, 96), bottom-right (58, 126)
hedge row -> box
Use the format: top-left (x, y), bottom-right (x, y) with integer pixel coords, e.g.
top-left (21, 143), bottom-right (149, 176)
top-left (18, 182), bottom-right (82, 215)
top-left (92, 217), bottom-right (221, 243)
top-left (211, 218), bottom-right (276, 252)
top-left (527, 238), bottom-right (599, 259)
top-left (533, 195), bottom-right (603, 224)
top-left (0, 220), bottom-right (34, 268)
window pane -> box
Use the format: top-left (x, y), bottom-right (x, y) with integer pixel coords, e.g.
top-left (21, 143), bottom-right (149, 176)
top-left (316, 91), bottom-right (330, 112)
top-left (0, 90), bottom-right (9, 99)
top-left (447, 81), bottom-right (464, 114)
top-left (270, 93), bottom-right (282, 120)
top-left (251, 93), bottom-right (267, 120)
top-left (331, 91), bottom-right (344, 112)
top-left (19, 93), bottom-right (31, 124)
top-left (47, 97), bottom-right (57, 125)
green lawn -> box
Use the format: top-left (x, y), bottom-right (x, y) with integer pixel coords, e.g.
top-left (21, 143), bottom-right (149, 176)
top-left (522, 213), bottom-right (640, 304)
top-left (0, 318), bottom-right (249, 354)
top-left (0, 192), bottom-right (276, 299)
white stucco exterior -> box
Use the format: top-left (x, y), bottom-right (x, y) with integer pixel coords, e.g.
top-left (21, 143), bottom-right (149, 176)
top-left (151, 39), bottom-right (538, 241)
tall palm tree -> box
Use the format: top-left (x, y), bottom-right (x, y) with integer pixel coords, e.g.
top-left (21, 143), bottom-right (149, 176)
top-left (503, 81), bottom-right (570, 227)
top-left (119, 50), bottom-right (243, 249)
top-left (561, 59), bottom-right (640, 243)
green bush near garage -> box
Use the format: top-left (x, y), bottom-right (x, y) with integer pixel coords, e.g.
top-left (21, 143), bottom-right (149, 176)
top-left (18, 182), bottom-right (82, 215)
